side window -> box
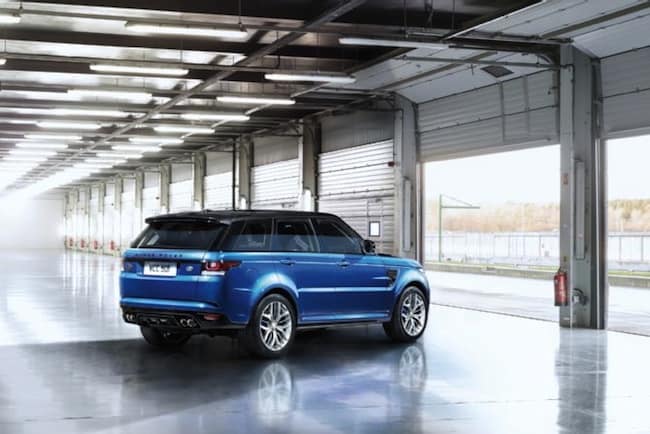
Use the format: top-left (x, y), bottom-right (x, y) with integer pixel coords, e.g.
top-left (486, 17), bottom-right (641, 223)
top-left (273, 219), bottom-right (318, 252)
top-left (223, 219), bottom-right (272, 251)
top-left (312, 219), bottom-right (362, 254)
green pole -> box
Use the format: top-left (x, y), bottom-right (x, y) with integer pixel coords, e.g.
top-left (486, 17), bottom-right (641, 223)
top-left (438, 194), bottom-right (442, 262)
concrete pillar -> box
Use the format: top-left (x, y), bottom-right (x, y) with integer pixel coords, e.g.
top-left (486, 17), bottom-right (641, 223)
top-left (193, 153), bottom-right (206, 210)
top-left (160, 164), bottom-right (171, 213)
top-left (238, 138), bottom-right (252, 209)
top-left (302, 120), bottom-right (320, 211)
top-left (134, 172), bottom-right (144, 231)
top-left (394, 95), bottom-right (418, 259)
top-left (559, 45), bottom-right (608, 329)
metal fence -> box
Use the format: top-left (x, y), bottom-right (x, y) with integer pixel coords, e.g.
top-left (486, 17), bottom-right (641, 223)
top-left (425, 232), bottom-right (650, 271)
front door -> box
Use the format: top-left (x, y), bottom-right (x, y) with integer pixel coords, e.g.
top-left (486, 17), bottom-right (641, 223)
top-left (311, 218), bottom-right (391, 321)
top-left (273, 218), bottom-right (342, 323)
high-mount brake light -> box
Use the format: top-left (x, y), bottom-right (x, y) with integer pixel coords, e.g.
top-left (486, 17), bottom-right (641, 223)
top-left (201, 260), bottom-right (241, 276)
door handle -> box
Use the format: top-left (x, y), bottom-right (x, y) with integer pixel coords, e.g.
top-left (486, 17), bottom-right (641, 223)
top-left (337, 260), bottom-right (350, 268)
top-left (280, 259), bottom-right (296, 266)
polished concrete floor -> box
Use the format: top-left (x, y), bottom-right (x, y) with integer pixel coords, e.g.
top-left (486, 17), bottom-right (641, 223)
top-left (2, 251), bottom-right (650, 433)
top-left (427, 270), bottom-right (650, 335)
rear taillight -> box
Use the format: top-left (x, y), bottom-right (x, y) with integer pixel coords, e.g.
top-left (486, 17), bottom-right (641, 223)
top-left (122, 259), bottom-right (135, 272)
top-left (201, 260), bottom-right (241, 276)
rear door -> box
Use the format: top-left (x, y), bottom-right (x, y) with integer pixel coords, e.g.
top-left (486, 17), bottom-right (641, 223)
top-left (312, 218), bottom-right (391, 320)
top-left (272, 218), bottom-right (342, 323)
top-left (121, 220), bottom-right (226, 303)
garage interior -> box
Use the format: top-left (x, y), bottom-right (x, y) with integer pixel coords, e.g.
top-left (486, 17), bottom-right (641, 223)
top-left (2, 0), bottom-right (650, 432)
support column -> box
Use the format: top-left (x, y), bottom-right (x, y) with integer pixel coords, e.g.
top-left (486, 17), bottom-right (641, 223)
top-left (238, 138), bottom-right (252, 209)
top-left (160, 164), bottom-right (171, 213)
top-left (394, 95), bottom-right (418, 259)
top-left (193, 152), bottom-right (206, 210)
top-left (134, 172), bottom-right (144, 231)
top-left (559, 45), bottom-right (608, 329)
top-left (113, 177), bottom-right (123, 256)
top-left (302, 120), bottom-right (320, 211)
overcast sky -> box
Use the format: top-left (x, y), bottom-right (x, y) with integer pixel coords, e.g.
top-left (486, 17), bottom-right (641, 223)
top-left (425, 135), bottom-right (650, 204)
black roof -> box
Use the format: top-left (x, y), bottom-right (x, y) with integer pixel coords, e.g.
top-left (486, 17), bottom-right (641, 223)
top-left (145, 209), bottom-right (340, 224)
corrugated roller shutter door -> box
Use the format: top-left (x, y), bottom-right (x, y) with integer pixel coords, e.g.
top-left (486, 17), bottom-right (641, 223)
top-left (204, 172), bottom-right (233, 210)
top-left (602, 47), bottom-right (650, 138)
top-left (418, 70), bottom-right (559, 161)
top-left (251, 158), bottom-right (300, 209)
top-left (169, 180), bottom-right (194, 212)
top-left (89, 195), bottom-right (100, 249)
top-left (120, 191), bottom-right (135, 249)
top-left (142, 187), bottom-right (160, 223)
top-left (103, 195), bottom-right (114, 252)
top-left (317, 140), bottom-right (395, 254)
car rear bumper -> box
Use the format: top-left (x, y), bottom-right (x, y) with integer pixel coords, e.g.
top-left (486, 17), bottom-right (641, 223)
top-left (121, 298), bottom-right (244, 333)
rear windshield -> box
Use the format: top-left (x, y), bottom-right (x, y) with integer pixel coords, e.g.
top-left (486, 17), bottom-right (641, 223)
top-left (132, 221), bottom-right (227, 250)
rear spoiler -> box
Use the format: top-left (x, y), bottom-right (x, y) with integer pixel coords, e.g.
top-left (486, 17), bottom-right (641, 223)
top-left (144, 215), bottom-right (224, 225)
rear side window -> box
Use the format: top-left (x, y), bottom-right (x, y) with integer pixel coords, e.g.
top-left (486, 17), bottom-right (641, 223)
top-left (223, 219), bottom-right (272, 251)
top-left (133, 222), bottom-right (226, 250)
top-left (273, 219), bottom-right (317, 252)
top-left (312, 219), bottom-right (362, 254)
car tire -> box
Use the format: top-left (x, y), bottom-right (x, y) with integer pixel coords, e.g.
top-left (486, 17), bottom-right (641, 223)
top-left (140, 326), bottom-right (191, 349)
top-left (242, 294), bottom-right (296, 359)
top-left (383, 286), bottom-right (428, 342)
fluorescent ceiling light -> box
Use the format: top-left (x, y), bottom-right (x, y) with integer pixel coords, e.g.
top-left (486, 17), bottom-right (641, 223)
top-left (75, 162), bottom-right (113, 169)
top-left (8, 120), bottom-right (37, 125)
top-left (0, 13), bottom-right (21, 24)
top-left (4, 156), bottom-right (48, 162)
top-left (96, 152), bottom-right (142, 160)
top-left (217, 95), bottom-right (295, 105)
top-left (338, 37), bottom-right (448, 50)
top-left (68, 88), bottom-right (153, 101)
top-left (180, 113), bottom-right (249, 122)
top-left (90, 64), bottom-right (189, 77)
top-left (50, 108), bottom-right (132, 118)
top-left (25, 134), bottom-right (82, 141)
top-left (16, 143), bottom-right (68, 150)
top-left (10, 149), bottom-right (56, 157)
top-left (38, 121), bottom-right (101, 130)
top-left (125, 22), bottom-right (247, 39)
top-left (154, 125), bottom-right (214, 134)
top-left (111, 144), bottom-right (160, 153)
top-left (264, 73), bottom-right (356, 84)
top-left (129, 137), bottom-right (183, 145)
top-left (0, 59), bottom-right (6, 66)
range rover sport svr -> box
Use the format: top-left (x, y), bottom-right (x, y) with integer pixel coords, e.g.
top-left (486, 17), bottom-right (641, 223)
top-left (120, 210), bottom-right (430, 358)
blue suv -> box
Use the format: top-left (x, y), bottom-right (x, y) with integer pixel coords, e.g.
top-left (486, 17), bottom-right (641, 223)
top-left (120, 210), bottom-right (430, 358)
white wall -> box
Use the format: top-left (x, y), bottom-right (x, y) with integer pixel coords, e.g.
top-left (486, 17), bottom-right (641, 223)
top-left (0, 197), bottom-right (64, 249)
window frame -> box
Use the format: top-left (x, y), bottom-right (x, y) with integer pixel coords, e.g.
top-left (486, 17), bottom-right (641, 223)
top-left (310, 217), bottom-right (364, 255)
top-left (221, 218), bottom-right (273, 252)
top-left (271, 217), bottom-right (320, 253)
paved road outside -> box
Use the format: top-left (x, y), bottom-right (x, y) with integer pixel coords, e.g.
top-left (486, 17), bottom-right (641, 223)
top-left (426, 270), bottom-right (650, 336)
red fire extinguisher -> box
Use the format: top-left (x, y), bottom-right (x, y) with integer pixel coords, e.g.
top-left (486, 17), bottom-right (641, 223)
top-left (93, 240), bottom-right (99, 250)
top-left (554, 268), bottom-right (568, 306)
top-left (109, 240), bottom-right (115, 251)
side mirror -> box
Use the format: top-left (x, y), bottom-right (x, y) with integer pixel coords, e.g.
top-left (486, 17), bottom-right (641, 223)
top-left (363, 239), bottom-right (376, 254)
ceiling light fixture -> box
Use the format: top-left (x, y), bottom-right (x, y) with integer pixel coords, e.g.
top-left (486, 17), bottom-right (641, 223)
top-left (154, 125), bottom-right (214, 134)
top-left (25, 134), bottom-right (82, 141)
top-left (10, 149), bottom-right (57, 157)
top-left (4, 156), bottom-right (48, 162)
top-left (95, 152), bottom-right (143, 160)
top-left (0, 59), bottom-right (6, 66)
top-left (338, 37), bottom-right (448, 50)
top-left (125, 22), bottom-right (247, 39)
top-left (16, 143), bottom-right (68, 150)
top-left (0, 13), bottom-right (21, 24)
top-left (67, 88), bottom-right (153, 101)
top-left (111, 144), bottom-right (160, 153)
top-left (217, 95), bottom-right (296, 105)
top-left (129, 137), bottom-right (183, 145)
top-left (180, 113), bottom-right (249, 122)
top-left (38, 121), bottom-right (101, 130)
top-left (264, 73), bottom-right (356, 84)
top-left (90, 64), bottom-right (189, 77)
top-left (50, 108), bottom-right (132, 118)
